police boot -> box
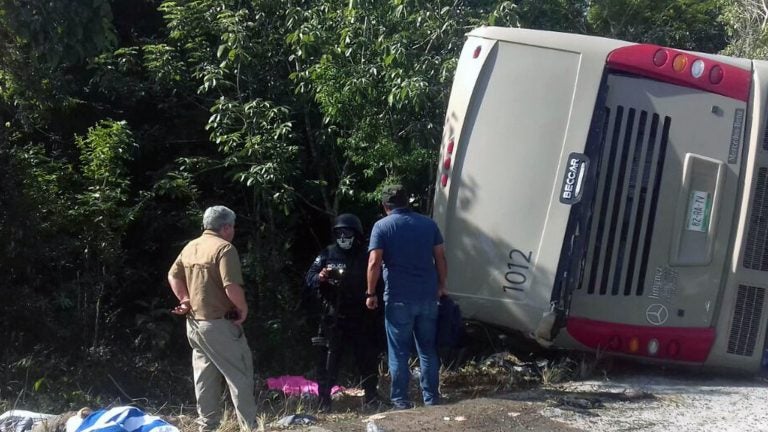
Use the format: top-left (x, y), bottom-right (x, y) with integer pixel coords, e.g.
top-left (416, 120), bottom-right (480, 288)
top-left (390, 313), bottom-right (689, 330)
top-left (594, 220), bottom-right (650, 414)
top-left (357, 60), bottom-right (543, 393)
top-left (318, 386), bottom-right (332, 413)
top-left (318, 396), bottom-right (332, 413)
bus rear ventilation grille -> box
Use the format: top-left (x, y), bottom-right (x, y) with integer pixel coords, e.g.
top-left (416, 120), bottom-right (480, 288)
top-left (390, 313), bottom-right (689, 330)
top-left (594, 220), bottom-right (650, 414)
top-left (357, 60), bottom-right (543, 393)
top-left (582, 104), bottom-right (670, 297)
top-left (726, 284), bottom-right (765, 356)
top-left (743, 167), bottom-right (768, 271)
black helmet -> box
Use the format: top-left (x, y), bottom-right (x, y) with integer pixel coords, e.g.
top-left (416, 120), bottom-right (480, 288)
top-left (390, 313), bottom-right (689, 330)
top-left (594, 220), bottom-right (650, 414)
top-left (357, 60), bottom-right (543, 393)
top-left (333, 213), bottom-right (363, 236)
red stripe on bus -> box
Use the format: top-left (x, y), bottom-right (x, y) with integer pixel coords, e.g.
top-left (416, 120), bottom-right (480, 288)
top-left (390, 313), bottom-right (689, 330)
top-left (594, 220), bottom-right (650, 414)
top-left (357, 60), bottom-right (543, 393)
top-left (567, 316), bottom-right (715, 363)
top-left (607, 44), bottom-right (751, 102)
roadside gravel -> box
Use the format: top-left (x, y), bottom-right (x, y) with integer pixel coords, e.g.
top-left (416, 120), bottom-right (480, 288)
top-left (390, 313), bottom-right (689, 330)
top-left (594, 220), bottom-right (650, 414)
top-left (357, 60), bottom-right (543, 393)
top-left (542, 371), bottom-right (768, 431)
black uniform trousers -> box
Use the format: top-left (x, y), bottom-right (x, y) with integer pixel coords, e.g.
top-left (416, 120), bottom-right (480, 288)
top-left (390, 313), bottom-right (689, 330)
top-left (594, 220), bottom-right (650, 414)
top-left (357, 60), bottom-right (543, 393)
top-left (316, 313), bottom-right (379, 404)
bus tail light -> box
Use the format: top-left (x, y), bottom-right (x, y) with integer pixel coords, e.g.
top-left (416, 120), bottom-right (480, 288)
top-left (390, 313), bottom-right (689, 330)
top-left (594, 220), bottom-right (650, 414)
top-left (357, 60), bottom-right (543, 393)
top-left (441, 137), bottom-right (456, 187)
top-left (691, 59), bottom-right (705, 78)
top-left (647, 338), bottom-right (660, 356)
top-left (567, 317), bottom-right (715, 362)
top-left (672, 54), bottom-right (687, 72)
top-left (607, 44), bottom-right (751, 101)
top-left (709, 65), bottom-right (724, 84)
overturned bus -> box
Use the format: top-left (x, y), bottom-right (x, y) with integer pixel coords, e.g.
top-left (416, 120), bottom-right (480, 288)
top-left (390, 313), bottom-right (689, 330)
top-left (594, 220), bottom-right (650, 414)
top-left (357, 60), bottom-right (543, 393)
top-left (433, 27), bottom-right (768, 372)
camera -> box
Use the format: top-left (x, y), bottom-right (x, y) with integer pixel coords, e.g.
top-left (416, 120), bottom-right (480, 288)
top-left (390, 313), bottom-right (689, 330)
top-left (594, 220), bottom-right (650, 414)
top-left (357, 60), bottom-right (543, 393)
top-left (327, 267), bottom-right (345, 281)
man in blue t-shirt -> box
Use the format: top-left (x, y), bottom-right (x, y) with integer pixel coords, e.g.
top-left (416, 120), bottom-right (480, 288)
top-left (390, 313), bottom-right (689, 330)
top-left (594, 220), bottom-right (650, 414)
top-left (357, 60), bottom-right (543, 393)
top-left (365, 184), bottom-right (448, 409)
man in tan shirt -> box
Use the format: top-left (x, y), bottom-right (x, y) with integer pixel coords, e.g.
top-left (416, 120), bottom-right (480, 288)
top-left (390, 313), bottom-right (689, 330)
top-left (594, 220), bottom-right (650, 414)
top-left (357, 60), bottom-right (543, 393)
top-left (168, 205), bottom-right (256, 432)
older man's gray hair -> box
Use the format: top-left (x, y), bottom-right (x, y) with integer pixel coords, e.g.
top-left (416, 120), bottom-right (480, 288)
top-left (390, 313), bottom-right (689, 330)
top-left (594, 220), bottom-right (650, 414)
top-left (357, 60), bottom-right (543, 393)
top-left (203, 205), bottom-right (236, 231)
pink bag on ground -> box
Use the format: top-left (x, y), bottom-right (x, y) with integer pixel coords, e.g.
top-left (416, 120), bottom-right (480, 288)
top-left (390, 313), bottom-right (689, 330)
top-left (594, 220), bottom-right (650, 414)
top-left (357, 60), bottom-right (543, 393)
top-left (266, 375), bottom-right (344, 396)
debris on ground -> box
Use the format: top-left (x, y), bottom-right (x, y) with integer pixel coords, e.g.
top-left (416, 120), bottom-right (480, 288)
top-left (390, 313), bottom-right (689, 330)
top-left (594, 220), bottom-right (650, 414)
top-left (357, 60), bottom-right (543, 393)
top-left (0, 411), bottom-right (54, 432)
top-left (550, 395), bottom-right (605, 417)
top-left (554, 395), bottom-right (605, 410)
top-left (273, 414), bottom-right (317, 427)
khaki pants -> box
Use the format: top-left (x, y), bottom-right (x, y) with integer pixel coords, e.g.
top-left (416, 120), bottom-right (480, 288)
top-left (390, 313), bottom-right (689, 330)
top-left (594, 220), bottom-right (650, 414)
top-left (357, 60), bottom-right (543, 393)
top-left (186, 319), bottom-right (257, 432)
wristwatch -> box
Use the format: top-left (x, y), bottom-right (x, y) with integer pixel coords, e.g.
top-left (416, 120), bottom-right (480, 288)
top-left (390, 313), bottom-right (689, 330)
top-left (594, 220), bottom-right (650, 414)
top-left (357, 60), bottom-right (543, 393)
top-left (365, 292), bottom-right (377, 298)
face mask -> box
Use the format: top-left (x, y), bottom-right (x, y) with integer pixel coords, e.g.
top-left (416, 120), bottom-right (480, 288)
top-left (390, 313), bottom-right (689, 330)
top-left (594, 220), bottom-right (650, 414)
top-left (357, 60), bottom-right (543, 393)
top-left (336, 236), bottom-right (354, 250)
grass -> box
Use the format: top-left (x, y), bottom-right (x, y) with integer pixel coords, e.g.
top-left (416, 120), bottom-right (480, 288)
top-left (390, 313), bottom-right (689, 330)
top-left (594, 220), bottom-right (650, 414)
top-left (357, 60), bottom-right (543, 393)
top-left (168, 351), bottom-right (555, 431)
top-left (440, 351), bottom-right (541, 398)
top-left (1, 340), bottom-right (614, 432)
top-left (540, 359), bottom-right (575, 385)
top-left (189, 351), bottom-right (610, 431)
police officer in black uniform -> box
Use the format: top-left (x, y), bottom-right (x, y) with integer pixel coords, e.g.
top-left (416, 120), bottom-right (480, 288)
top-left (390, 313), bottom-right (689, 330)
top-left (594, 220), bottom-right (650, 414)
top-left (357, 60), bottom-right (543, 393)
top-left (305, 213), bottom-right (382, 412)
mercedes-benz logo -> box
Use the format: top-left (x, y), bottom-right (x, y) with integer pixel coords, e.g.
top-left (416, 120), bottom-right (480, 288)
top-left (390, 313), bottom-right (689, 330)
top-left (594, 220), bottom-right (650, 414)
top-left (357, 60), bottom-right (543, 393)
top-left (645, 304), bottom-right (669, 326)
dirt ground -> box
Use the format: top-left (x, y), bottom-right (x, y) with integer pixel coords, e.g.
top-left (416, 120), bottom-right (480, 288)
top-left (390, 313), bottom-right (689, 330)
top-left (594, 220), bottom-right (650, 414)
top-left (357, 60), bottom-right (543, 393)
top-left (267, 366), bottom-right (768, 432)
top-left (322, 396), bottom-right (579, 432)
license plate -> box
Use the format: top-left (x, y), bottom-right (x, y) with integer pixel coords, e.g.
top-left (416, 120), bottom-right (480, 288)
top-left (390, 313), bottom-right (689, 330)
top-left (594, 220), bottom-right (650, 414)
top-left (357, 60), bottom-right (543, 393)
top-left (686, 190), bottom-right (711, 232)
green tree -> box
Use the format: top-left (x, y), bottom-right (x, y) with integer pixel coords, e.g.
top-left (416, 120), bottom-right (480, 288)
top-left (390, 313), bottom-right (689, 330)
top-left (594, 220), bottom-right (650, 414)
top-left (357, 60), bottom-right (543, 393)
top-left (287, 0), bottom-right (520, 216)
top-left (74, 120), bottom-right (139, 348)
top-left (0, 0), bottom-right (116, 128)
top-left (515, 0), bottom-right (589, 33)
top-left (720, 0), bottom-right (768, 58)
top-left (586, 0), bottom-right (727, 52)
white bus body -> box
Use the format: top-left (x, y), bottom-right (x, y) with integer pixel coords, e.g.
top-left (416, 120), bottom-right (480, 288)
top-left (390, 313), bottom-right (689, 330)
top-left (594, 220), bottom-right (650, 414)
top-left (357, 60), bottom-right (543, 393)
top-left (433, 27), bottom-right (768, 371)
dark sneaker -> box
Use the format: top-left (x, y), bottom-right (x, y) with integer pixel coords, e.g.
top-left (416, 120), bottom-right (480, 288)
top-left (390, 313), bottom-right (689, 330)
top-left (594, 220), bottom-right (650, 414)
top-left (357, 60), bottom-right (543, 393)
top-left (391, 401), bottom-right (414, 410)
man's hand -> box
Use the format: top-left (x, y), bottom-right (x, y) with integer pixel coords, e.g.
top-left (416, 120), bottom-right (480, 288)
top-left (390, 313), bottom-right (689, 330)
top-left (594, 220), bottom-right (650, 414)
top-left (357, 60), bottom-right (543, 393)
top-left (318, 267), bottom-right (330, 282)
top-left (224, 283), bottom-right (248, 325)
top-left (233, 308), bottom-right (247, 326)
top-left (168, 276), bottom-right (191, 314)
top-left (366, 296), bottom-right (378, 310)
top-left (171, 299), bottom-right (191, 315)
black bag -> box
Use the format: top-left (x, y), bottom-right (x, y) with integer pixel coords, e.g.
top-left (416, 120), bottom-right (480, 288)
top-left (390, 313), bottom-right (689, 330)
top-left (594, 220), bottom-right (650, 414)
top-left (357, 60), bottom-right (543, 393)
top-left (437, 295), bottom-right (463, 349)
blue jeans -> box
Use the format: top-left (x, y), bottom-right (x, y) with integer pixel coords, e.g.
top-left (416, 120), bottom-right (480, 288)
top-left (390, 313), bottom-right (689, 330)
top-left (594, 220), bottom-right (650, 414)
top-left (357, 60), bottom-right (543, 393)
top-left (385, 300), bottom-right (440, 405)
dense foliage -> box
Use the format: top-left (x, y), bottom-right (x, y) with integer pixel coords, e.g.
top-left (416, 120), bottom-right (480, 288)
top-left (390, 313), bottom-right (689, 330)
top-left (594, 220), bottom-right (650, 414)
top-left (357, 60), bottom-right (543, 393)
top-left (0, 0), bottom-right (758, 411)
